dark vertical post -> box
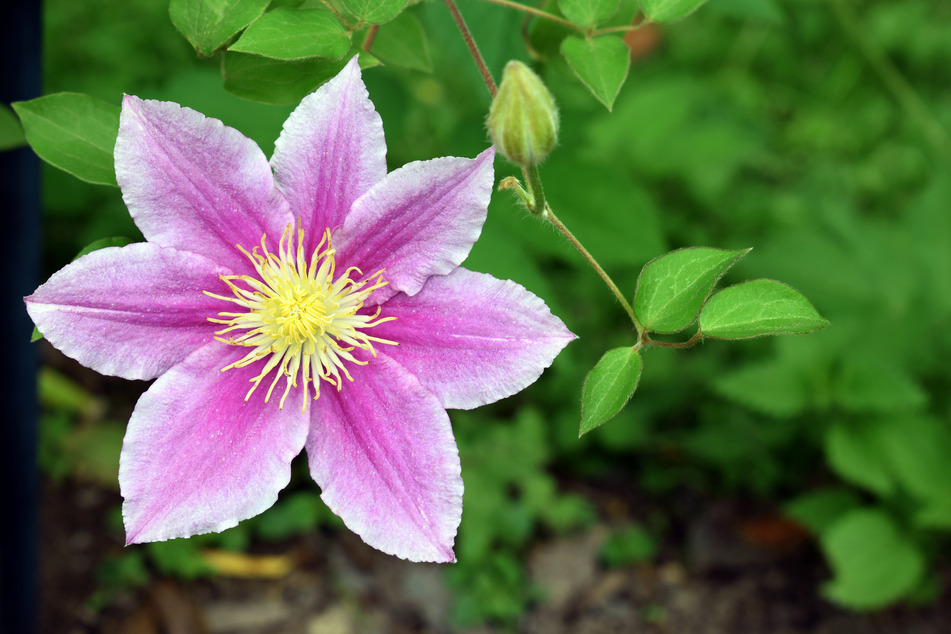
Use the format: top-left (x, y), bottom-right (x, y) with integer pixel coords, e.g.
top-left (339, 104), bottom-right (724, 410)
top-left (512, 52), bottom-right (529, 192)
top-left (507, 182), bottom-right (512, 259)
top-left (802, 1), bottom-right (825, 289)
top-left (1, 1), bottom-right (41, 633)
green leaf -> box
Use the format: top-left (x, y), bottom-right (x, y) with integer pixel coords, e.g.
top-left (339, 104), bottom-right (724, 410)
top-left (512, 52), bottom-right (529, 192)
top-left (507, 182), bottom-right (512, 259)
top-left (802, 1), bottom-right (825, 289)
top-left (783, 488), bottom-right (861, 535)
top-left (229, 9), bottom-right (351, 60)
top-left (12, 93), bottom-right (120, 187)
top-left (633, 247), bottom-right (749, 333)
top-left (147, 540), bottom-right (214, 579)
top-left (821, 509), bottom-right (925, 610)
top-left (699, 279), bottom-right (829, 339)
top-left (640, 0), bottom-right (707, 23)
top-left (560, 35), bottom-right (630, 110)
top-left (558, 0), bottom-right (620, 27)
top-left (580, 347), bottom-right (642, 435)
top-left (339, 0), bottom-right (407, 25)
top-left (712, 360), bottom-right (809, 418)
top-left (371, 11), bottom-right (432, 73)
top-left (600, 524), bottom-right (657, 568)
top-left (66, 422), bottom-right (125, 488)
top-left (708, 0), bottom-right (783, 24)
top-left (825, 422), bottom-right (893, 497)
top-left (915, 501), bottom-right (951, 530)
top-left (169, 0), bottom-right (270, 57)
top-left (874, 416), bottom-right (951, 506)
top-left (0, 103), bottom-right (26, 151)
top-left (72, 236), bottom-right (136, 261)
top-left (253, 492), bottom-right (328, 541)
top-left (38, 367), bottom-right (101, 416)
top-left (834, 354), bottom-right (927, 414)
top-left (224, 51), bottom-right (379, 105)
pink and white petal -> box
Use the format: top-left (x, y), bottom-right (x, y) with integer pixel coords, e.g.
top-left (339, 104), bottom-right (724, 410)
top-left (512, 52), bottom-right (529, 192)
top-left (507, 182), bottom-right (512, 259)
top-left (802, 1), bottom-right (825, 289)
top-left (25, 243), bottom-right (233, 381)
top-left (307, 354), bottom-right (463, 563)
top-left (121, 343), bottom-right (309, 544)
top-left (271, 56), bottom-right (386, 252)
top-left (336, 147), bottom-right (495, 303)
top-left (115, 96), bottom-right (293, 275)
top-left (373, 268), bottom-right (575, 409)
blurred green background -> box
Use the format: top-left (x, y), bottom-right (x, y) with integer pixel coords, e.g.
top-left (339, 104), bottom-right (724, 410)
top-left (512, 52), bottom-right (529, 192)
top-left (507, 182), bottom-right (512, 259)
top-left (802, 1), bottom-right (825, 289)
top-left (28, 0), bottom-right (951, 629)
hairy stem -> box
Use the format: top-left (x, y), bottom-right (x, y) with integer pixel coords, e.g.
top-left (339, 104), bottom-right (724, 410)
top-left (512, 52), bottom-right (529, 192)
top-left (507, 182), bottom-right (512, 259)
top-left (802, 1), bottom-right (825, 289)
top-left (544, 204), bottom-right (642, 333)
top-left (522, 164), bottom-right (546, 215)
top-left (643, 331), bottom-right (703, 349)
top-left (362, 25), bottom-right (379, 52)
top-left (482, 0), bottom-right (577, 30)
top-left (321, 0), bottom-right (353, 30)
top-left (443, 0), bottom-right (497, 96)
top-left (448, 0), bottom-right (640, 331)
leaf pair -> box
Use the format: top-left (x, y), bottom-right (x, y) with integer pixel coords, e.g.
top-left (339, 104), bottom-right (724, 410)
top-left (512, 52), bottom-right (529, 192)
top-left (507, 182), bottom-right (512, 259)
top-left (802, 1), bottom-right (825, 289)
top-left (580, 247), bottom-right (828, 435)
top-left (171, 0), bottom-right (430, 105)
top-left (635, 247), bottom-right (828, 339)
top-left (169, 0), bottom-right (406, 59)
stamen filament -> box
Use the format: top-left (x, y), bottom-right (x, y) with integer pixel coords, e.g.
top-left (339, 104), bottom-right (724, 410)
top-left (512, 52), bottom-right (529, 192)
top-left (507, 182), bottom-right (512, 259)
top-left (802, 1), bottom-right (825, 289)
top-left (203, 225), bottom-right (397, 411)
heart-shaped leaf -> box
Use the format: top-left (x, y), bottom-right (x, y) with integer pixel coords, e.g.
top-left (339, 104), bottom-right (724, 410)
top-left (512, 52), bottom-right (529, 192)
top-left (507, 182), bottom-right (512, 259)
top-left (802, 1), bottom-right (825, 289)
top-left (229, 9), bottom-right (351, 60)
top-left (558, 0), bottom-right (620, 27)
top-left (561, 35), bottom-right (630, 110)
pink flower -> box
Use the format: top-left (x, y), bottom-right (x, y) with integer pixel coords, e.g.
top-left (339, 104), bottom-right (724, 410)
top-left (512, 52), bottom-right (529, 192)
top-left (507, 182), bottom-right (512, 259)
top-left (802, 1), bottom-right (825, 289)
top-left (25, 58), bottom-right (574, 562)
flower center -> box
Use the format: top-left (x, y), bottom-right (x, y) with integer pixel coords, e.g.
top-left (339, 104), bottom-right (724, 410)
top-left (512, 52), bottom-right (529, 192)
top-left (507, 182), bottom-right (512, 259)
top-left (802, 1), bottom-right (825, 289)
top-left (204, 225), bottom-right (396, 410)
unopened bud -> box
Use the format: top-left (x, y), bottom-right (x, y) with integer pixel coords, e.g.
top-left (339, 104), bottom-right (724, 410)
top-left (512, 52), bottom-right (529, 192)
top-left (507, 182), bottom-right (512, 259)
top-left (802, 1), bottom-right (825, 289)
top-left (487, 61), bottom-right (559, 165)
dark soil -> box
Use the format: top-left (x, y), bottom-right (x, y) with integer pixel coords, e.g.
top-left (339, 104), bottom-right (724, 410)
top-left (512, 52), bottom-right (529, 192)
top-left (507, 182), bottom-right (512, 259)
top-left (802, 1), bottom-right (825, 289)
top-left (34, 344), bottom-right (951, 634)
top-left (38, 477), bottom-right (951, 634)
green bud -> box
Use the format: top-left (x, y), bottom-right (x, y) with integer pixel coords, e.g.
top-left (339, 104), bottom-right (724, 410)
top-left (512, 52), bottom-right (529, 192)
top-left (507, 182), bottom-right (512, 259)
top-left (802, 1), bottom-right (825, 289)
top-left (487, 61), bottom-right (560, 165)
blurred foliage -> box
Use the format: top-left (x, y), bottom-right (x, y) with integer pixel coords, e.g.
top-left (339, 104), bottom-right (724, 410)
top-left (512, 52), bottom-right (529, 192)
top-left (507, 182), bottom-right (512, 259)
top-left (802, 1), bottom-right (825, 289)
top-left (600, 523), bottom-right (658, 568)
top-left (27, 0), bottom-right (951, 625)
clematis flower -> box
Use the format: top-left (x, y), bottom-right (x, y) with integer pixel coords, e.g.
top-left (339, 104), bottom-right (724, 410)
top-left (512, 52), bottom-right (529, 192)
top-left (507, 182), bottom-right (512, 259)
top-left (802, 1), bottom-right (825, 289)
top-left (25, 57), bottom-right (574, 562)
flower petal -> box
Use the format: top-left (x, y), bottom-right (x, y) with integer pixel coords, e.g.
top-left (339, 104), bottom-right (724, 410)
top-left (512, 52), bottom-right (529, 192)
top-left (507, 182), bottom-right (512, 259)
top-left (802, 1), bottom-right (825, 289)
top-left (337, 147), bottom-right (495, 302)
top-left (271, 56), bottom-right (386, 253)
top-left (115, 95), bottom-right (293, 275)
top-left (121, 343), bottom-right (309, 544)
top-left (374, 268), bottom-right (575, 409)
top-left (307, 354), bottom-right (463, 563)
top-left (25, 243), bottom-right (231, 380)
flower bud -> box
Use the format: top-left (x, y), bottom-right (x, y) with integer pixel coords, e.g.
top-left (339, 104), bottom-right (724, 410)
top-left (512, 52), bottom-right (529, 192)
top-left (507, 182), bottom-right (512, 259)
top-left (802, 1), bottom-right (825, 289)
top-left (487, 61), bottom-right (559, 165)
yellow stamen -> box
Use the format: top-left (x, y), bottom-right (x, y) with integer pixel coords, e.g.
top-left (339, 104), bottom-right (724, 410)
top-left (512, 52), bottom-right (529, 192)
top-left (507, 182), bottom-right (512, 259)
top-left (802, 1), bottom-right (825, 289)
top-left (204, 225), bottom-right (396, 411)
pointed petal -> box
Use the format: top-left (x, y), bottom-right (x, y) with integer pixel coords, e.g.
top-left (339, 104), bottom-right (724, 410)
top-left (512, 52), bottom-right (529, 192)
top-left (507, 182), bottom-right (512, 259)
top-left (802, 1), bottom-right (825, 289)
top-left (374, 268), bottom-right (575, 409)
top-left (271, 56), bottom-right (386, 253)
top-left (115, 96), bottom-right (293, 275)
top-left (337, 147), bottom-right (495, 302)
top-left (307, 354), bottom-right (462, 562)
top-left (121, 343), bottom-right (309, 544)
top-left (25, 243), bottom-right (232, 380)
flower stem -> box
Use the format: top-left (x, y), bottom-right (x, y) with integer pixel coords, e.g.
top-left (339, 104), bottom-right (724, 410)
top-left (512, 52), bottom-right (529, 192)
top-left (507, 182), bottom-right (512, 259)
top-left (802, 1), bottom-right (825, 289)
top-left (643, 331), bottom-right (703, 349)
top-left (543, 200), bottom-right (642, 334)
top-left (322, 0), bottom-right (354, 30)
top-left (481, 0), bottom-right (578, 30)
top-left (443, 0), bottom-right (497, 97)
top-left (521, 164), bottom-right (546, 215)
top-left (362, 25), bottom-right (380, 52)
top-left (447, 1), bottom-right (640, 333)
